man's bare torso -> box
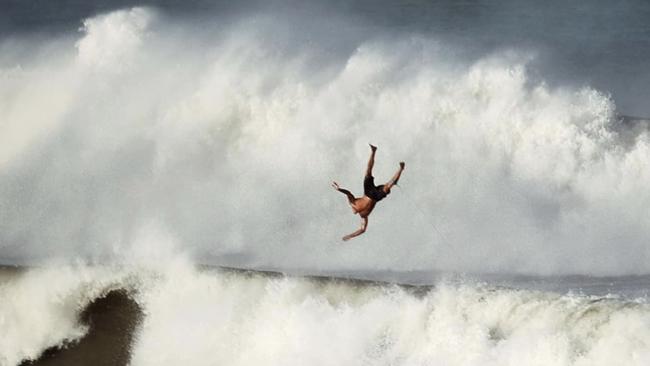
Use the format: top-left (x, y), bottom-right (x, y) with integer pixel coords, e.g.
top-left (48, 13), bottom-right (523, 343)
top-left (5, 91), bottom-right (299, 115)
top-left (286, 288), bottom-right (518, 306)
top-left (332, 144), bottom-right (405, 240)
top-left (351, 196), bottom-right (377, 218)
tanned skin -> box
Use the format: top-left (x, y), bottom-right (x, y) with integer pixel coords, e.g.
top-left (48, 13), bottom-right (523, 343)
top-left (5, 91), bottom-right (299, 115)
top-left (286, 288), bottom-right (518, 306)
top-left (332, 144), bottom-right (405, 241)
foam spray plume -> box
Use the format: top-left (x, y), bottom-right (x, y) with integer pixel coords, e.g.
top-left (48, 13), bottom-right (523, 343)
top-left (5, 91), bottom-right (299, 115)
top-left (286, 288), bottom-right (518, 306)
top-left (2, 6), bottom-right (650, 366)
top-left (2, 7), bottom-right (650, 276)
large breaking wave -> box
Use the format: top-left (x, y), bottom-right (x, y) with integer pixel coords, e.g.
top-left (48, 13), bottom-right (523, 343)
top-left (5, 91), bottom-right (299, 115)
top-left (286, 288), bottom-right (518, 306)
top-left (2, 263), bottom-right (650, 366)
top-left (1, 7), bottom-right (650, 276)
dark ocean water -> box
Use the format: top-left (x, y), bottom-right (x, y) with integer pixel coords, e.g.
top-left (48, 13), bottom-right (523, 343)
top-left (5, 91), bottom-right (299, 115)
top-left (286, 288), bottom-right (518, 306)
top-left (19, 289), bottom-right (140, 366)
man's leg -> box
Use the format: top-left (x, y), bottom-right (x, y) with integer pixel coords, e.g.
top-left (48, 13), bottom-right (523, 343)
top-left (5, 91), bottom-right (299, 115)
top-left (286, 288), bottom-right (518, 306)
top-left (342, 216), bottom-right (368, 241)
top-left (382, 162), bottom-right (405, 193)
top-left (366, 144), bottom-right (377, 177)
top-left (332, 182), bottom-right (356, 204)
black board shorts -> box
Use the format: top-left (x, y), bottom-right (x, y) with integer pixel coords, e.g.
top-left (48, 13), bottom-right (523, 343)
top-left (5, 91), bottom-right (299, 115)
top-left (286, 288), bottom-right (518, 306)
top-left (364, 176), bottom-right (387, 202)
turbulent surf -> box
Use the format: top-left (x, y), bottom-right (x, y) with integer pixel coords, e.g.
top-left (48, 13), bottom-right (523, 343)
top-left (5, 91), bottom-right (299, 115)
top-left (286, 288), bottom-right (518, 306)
top-left (2, 1), bottom-right (650, 365)
top-left (3, 264), bottom-right (650, 366)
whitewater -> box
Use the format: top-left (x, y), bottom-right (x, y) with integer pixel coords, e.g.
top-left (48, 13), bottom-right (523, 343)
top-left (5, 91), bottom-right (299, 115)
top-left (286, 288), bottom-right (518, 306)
top-left (3, 262), bottom-right (650, 366)
top-left (2, 4), bottom-right (650, 366)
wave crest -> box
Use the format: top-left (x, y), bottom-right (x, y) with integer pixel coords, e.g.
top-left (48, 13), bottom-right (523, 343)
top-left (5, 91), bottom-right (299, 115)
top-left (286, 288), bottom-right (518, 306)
top-left (0, 8), bottom-right (649, 275)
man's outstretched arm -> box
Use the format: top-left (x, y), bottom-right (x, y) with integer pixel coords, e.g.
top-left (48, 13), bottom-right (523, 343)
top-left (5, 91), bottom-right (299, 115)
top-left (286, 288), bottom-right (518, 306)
top-left (342, 217), bottom-right (368, 241)
top-left (383, 162), bottom-right (405, 193)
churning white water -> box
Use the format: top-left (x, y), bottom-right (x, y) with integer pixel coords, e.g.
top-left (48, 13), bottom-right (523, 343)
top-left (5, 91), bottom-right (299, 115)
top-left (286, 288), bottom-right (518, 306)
top-left (1, 8), bottom-right (649, 275)
top-left (2, 263), bottom-right (650, 366)
top-left (2, 6), bottom-right (650, 365)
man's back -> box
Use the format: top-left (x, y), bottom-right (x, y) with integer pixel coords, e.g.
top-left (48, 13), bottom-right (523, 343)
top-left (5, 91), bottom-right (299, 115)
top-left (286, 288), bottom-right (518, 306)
top-left (352, 196), bottom-right (376, 218)
top-left (332, 144), bottom-right (405, 240)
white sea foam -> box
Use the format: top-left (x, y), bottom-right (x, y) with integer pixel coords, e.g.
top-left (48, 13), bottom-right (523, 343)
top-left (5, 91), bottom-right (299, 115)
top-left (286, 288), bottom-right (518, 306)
top-left (6, 264), bottom-right (649, 366)
top-left (1, 8), bottom-right (650, 276)
top-left (129, 264), bottom-right (650, 366)
top-left (75, 8), bottom-right (152, 71)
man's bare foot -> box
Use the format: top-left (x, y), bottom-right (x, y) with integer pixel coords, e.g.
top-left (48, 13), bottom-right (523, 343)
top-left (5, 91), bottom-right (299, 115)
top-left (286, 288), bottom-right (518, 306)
top-left (369, 144), bottom-right (377, 152)
top-left (332, 181), bottom-right (340, 190)
top-left (342, 235), bottom-right (352, 241)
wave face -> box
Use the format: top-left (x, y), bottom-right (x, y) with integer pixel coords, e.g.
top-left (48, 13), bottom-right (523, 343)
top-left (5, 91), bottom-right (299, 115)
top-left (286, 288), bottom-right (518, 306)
top-left (3, 264), bottom-right (650, 366)
top-left (0, 266), bottom-right (138, 365)
top-left (1, 6), bottom-right (650, 276)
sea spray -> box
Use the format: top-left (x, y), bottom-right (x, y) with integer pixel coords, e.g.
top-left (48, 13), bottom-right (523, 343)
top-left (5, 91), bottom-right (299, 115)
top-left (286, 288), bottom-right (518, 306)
top-left (1, 8), bottom-right (650, 275)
